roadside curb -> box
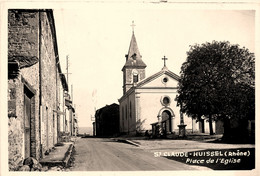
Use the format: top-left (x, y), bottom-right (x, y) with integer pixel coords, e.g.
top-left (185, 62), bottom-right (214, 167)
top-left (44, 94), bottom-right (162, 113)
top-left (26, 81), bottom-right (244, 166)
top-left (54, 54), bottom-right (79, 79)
top-left (112, 138), bottom-right (140, 147)
top-left (124, 139), bottom-right (140, 147)
top-left (62, 144), bottom-right (75, 167)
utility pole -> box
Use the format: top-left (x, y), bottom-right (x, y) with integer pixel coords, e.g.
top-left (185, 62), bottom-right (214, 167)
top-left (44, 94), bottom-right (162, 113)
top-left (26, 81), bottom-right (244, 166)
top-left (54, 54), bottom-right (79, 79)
top-left (71, 84), bottom-right (74, 136)
top-left (65, 55), bottom-right (72, 93)
top-left (66, 55), bottom-right (69, 87)
top-left (71, 84), bottom-right (73, 103)
top-left (65, 55), bottom-right (72, 134)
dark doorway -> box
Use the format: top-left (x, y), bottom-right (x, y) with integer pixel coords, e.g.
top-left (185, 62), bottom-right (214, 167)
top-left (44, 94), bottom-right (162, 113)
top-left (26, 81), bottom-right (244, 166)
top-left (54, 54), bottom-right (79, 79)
top-left (53, 113), bottom-right (55, 146)
top-left (161, 110), bottom-right (172, 134)
top-left (24, 86), bottom-right (33, 158)
top-left (46, 107), bottom-right (49, 149)
top-left (199, 119), bottom-right (205, 133)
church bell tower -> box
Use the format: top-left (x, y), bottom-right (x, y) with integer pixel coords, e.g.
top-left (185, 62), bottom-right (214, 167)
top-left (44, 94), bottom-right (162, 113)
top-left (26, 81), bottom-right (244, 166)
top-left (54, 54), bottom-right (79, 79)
top-left (122, 22), bottom-right (146, 94)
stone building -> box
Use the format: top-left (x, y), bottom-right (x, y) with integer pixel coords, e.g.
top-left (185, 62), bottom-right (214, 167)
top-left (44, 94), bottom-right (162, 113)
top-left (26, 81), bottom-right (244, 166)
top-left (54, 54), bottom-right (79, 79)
top-left (67, 104), bottom-right (76, 136)
top-left (95, 103), bottom-right (120, 137)
top-left (63, 94), bottom-right (78, 137)
top-left (57, 73), bottom-right (68, 142)
top-left (118, 29), bottom-right (220, 137)
top-left (8, 9), bottom-right (70, 170)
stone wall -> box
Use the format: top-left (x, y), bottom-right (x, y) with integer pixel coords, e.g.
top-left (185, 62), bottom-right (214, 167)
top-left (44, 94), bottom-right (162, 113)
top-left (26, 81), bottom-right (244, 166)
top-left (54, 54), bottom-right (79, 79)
top-left (8, 70), bottom-right (40, 170)
top-left (8, 79), bottom-right (24, 171)
top-left (8, 10), bottom-right (41, 170)
top-left (8, 10), bottom-right (39, 66)
top-left (40, 11), bottom-right (58, 155)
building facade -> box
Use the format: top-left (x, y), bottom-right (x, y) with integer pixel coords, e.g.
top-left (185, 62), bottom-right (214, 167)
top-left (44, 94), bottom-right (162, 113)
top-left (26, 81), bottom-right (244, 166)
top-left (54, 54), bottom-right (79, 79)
top-left (8, 9), bottom-right (72, 171)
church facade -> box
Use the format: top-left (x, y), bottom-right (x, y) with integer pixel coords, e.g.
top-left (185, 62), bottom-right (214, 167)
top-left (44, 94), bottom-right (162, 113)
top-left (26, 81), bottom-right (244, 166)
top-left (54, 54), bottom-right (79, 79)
top-left (118, 29), bottom-right (218, 137)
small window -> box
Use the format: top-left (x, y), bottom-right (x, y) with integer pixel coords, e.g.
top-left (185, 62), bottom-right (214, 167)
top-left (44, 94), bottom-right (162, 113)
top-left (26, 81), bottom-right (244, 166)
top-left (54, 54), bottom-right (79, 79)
top-left (132, 53), bottom-right (137, 60)
top-left (162, 77), bottom-right (168, 83)
top-left (133, 74), bottom-right (138, 83)
top-left (163, 97), bottom-right (170, 105)
top-left (161, 96), bottom-right (171, 106)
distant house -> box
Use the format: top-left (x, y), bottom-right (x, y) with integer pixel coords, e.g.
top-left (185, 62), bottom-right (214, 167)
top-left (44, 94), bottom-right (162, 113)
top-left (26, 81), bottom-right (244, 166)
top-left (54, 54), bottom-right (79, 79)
top-left (8, 9), bottom-right (73, 171)
top-left (95, 103), bottom-right (120, 137)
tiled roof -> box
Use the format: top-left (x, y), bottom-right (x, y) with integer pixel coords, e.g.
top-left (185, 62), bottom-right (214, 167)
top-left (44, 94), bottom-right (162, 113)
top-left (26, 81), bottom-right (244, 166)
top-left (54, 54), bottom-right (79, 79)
top-left (8, 56), bottom-right (38, 69)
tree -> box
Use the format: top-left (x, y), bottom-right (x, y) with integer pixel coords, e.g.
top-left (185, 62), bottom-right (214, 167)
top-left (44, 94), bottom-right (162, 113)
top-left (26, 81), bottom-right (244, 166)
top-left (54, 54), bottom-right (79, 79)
top-left (177, 41), bottom-right (255, 136)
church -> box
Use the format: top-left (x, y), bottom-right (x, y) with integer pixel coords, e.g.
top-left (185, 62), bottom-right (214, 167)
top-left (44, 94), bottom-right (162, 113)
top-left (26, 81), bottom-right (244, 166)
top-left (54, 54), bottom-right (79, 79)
top-left (118, 25), bottom-right (218, 137)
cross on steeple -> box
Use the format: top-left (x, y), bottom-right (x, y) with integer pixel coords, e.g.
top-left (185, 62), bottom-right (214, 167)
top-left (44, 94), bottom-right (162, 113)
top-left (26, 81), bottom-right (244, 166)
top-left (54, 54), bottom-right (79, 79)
top-left (130, 21), bottom-right (136, 33)
top-left (162, 56), bottom-right (168, 67)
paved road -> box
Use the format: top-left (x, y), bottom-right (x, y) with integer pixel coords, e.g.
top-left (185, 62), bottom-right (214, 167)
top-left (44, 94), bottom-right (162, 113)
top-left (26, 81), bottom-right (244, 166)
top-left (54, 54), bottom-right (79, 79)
top-left (70, 138), bottom-right (208, 171)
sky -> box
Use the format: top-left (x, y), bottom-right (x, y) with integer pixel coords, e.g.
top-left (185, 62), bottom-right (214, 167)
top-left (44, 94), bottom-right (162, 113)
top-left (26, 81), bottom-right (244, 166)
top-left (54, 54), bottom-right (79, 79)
top-left (51, 3), bottom-right (255, 128)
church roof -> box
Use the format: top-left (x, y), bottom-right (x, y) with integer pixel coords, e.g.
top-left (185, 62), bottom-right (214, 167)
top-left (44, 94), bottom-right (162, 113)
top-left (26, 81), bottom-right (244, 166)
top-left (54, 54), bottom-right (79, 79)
top-left (136, 67), bottom-right (180, 88)
top-left (122, 33), bottom-right (146, 70)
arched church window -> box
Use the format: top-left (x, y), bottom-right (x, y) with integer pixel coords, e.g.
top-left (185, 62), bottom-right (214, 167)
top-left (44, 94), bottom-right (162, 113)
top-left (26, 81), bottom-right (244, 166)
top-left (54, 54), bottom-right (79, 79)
top-left (133, 74), bottom-right (139, 83)
top-left (132, 69), bottom-right (139, 83)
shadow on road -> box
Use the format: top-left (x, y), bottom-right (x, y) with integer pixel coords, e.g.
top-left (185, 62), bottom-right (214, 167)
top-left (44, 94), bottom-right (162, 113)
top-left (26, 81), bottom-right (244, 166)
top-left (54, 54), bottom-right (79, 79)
top-left (165, 148), bottom-right (255, 170)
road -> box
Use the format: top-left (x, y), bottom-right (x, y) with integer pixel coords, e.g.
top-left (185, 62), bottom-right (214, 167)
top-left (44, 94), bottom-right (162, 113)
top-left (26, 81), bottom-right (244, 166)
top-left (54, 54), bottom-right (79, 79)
top-left (69, 137), bottom-right (208, 171)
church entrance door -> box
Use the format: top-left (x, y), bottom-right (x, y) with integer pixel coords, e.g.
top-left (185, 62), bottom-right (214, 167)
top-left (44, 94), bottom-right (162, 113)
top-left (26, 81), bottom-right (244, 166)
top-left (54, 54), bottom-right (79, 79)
top-left (161, 110), bottom-right (172, 135)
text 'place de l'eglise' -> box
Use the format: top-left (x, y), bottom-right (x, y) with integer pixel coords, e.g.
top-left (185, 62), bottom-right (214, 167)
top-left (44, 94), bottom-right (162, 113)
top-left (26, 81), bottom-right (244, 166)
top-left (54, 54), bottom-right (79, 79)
top-left (7, 9), bottom-right (255, 171)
